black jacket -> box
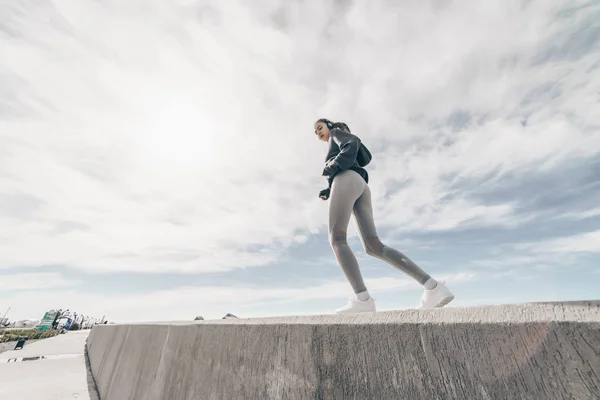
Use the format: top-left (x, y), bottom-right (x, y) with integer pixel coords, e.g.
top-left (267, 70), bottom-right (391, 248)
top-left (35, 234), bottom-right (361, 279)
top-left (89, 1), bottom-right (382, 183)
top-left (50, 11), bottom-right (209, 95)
top-left (322, 128), bottom-right (369, 188)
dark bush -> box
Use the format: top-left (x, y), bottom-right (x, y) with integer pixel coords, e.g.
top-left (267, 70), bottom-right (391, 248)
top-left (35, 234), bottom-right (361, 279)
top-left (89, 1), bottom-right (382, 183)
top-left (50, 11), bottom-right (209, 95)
top-left (69, 322), bottom-right (81, 331)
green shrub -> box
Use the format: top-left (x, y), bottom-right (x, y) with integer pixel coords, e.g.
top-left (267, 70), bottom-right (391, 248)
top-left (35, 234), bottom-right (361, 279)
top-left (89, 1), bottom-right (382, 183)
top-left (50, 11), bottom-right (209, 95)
top-left (0, 334), bottom-right (18, 343)
top-left (1, 329), bottom-right (36, 337)
top-left (69, 322), bottom-right (81, 331)
top-left (0, 329), bottom-right (59, 342)
top-left (38, 330), bottom-right (59, 339)
top-left (31, 330), bottom-right (59, 340)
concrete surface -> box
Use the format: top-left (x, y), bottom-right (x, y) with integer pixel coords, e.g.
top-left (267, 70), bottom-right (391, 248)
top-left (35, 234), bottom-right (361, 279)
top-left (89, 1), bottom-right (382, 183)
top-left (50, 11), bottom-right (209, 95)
top-left (87, 301), bottom-right (600, 400)
top-left (0, 330), bottom-right (98, 400)
top-left (0, 339), bottom-right (41, 354)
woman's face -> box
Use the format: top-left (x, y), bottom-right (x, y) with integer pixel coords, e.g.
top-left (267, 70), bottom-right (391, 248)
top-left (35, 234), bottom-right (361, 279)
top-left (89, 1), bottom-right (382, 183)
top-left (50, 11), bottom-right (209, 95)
top-left (314, 121), bottom-right (330, 142)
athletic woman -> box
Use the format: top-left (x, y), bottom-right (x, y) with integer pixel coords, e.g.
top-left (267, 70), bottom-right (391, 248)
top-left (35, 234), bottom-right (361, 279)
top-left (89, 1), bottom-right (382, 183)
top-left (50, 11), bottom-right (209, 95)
top-left (314, 118), bottom-right (455, 314)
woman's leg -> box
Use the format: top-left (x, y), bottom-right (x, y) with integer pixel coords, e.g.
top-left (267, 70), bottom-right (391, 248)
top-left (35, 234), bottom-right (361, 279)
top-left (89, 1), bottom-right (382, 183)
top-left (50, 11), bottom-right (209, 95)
top-left (352, 184), bottom-right (433, 285)
top-left (329, 171), bottom-right (368, 294)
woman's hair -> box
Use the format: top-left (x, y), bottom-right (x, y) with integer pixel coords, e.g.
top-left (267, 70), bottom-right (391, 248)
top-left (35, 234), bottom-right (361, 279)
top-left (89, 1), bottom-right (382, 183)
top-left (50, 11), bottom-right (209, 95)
top-left (316, 118), bottom-right (351, 132)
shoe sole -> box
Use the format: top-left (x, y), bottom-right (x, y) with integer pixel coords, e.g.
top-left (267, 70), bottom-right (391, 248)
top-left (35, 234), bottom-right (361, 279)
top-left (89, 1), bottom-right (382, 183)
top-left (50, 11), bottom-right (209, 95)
top-left (435, 294), bottom-right (455, 308)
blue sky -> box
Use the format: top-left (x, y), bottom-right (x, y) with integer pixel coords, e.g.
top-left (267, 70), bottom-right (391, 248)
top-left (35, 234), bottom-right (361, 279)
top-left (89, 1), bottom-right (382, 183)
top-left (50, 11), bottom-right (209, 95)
top-left (1, 0), bottom-right (599, 322)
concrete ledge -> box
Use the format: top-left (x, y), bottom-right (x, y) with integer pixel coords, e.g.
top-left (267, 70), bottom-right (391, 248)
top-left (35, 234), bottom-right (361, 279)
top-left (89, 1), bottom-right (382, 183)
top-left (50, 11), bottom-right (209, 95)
top-left (87, 301), bottom-right (600, 399)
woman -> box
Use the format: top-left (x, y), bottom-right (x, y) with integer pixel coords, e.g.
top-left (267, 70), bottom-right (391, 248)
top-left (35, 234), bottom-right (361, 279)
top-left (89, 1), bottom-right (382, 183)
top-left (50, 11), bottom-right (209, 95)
top-left (314, 118), bottom-right (454, 314)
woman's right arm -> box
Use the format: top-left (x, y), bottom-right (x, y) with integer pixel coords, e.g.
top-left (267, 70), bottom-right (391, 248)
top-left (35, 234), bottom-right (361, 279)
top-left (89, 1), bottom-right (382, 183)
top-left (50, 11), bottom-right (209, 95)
top-left (322, 128), bottom-right (361, 178)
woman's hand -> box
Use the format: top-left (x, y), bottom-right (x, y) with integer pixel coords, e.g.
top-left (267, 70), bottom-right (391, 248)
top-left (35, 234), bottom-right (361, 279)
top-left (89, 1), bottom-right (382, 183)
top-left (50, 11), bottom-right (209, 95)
top-left (319, 188), bottom-right (330, 200)
top-left (322, 160), bottom-right (338, 178)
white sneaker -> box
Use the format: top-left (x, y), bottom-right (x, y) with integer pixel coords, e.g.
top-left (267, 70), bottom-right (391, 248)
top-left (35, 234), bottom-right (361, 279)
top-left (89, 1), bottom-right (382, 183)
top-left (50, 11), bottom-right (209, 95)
top-left (420, 281), bottom-right (454, 309)
top-left (335, 296), bottom-right (376, 314)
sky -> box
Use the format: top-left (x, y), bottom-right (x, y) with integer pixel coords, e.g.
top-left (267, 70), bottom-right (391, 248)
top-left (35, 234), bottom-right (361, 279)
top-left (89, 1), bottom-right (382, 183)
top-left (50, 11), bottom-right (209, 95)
top-left (1, 0), bottom-right (599, 323)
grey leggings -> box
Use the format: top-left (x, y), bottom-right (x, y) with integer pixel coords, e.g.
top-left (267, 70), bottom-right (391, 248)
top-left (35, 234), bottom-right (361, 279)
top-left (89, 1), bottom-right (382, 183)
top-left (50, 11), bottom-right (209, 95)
top-left (328, 170), bottom-right (431, 294)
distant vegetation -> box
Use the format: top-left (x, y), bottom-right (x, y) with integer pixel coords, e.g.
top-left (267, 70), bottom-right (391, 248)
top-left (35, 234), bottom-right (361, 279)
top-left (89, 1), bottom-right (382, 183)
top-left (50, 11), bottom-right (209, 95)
top-left (0, 328), bottom-right (60, 343)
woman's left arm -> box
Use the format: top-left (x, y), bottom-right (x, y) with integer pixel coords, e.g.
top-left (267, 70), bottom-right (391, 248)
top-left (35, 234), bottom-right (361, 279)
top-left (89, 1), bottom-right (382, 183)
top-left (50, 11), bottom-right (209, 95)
top-left (322, 128), bottom-right (361, 177)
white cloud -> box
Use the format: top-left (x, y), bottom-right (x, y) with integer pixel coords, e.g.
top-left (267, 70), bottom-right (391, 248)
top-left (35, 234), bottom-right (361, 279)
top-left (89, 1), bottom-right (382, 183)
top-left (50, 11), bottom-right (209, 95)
top-left (469, 230), bottom-right (600, 274)
top-left (0, 0), bottom-right (598, 276)
top-left (557, 207), bottom-right (600, 221)
top-left (0, 272), bottom-right (79, 291)
top-left (517, 229), bottom-right (600, 254)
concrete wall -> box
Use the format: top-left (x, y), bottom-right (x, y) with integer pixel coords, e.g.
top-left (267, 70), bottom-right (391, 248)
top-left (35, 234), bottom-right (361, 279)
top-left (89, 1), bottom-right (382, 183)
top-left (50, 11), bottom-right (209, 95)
top-left (86, 301), bottom-right (600, 400)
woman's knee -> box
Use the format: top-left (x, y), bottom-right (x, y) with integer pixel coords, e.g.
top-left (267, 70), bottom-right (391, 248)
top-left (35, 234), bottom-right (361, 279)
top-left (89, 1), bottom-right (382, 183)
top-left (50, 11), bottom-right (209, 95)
top-left (364, 237), bottom-right (384, 257)
top-left (329, 230), bottom-right (348, 250)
